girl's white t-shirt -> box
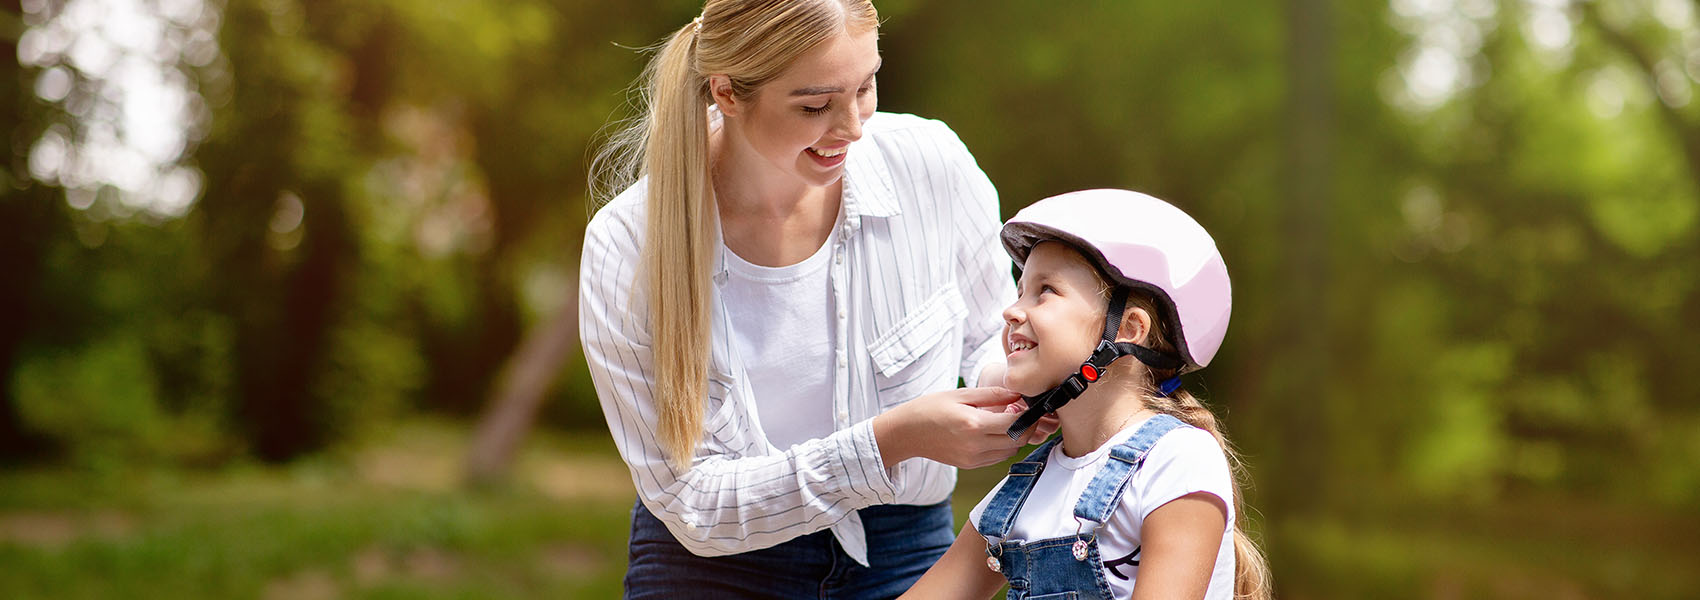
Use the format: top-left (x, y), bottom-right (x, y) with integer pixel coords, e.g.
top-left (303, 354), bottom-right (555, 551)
top-left (722, 217), bottom-right (840, 451)
top-left (969, 417), bottom-right (1238, 599)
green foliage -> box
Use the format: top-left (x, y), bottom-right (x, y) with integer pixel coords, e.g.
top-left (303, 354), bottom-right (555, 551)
top-left (4, 0), bottom-right (1700, 596)
top-left (11, 337), bottom-right (164, 471)
top-left (1405, 342), bottom-right (1512, 499)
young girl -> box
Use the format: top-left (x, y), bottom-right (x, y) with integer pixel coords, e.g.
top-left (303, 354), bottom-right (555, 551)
top-left (903, 189), bottom-right (1271, 600)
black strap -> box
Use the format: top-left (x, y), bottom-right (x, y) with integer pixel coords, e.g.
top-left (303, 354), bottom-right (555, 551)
top-left (1103, 287), bottom-right (1128, 342)
top-left (1005, 375), bottom-right (1083, 440)
top-left (1106, 342), bottom-right (1184, 372)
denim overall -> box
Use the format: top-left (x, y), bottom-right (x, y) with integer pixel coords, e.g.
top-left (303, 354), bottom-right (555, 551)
top-left (977, 414), bottom-right (1187, 600)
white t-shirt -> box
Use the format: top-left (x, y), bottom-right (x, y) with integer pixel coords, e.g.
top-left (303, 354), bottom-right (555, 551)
top-left (969, 417), bottom-right (1237, 599)
top-left (722, 214), bottom-right (841, 451)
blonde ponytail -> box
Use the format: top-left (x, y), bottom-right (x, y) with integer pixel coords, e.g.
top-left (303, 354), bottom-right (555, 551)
top-left (592, 22), bottom-right (715, 469)
top-left (1143, 390), bottom-right (1272, 600)
top-left (644, 23), bottom-right (717, 470)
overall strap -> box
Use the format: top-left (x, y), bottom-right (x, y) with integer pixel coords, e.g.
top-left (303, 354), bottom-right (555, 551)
top-left (977, 436), bottom-right (1064, 540)
top-left (1072, 414), bottom-right (1188, 525)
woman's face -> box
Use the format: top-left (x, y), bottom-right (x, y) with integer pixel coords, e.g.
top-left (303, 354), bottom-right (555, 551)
top-left (721, 27), bottom-right (880, 189)
top-left (1001, 243), bottom-right (1111, 397)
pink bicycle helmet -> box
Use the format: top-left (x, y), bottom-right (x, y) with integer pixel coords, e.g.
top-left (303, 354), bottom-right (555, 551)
top-left (1002, 189), bottom-right (1232, 370)
top-left (1001, 189), bottom-right (1232, 438)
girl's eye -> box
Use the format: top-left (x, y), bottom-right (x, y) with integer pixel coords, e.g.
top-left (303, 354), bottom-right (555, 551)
top-left (802, 102), bottom-right (830, 114)
top-left (1041, 285), bottom-right (1058, 295)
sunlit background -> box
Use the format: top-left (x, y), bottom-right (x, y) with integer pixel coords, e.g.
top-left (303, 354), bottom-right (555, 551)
top-left (2, 0), bottom-right (1697, 598)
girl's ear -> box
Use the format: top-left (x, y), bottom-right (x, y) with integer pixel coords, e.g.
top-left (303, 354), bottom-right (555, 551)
top-left (708, 74), bottom-right (741, 117)
top-left (1115, 307), bottom-right (1153, 346)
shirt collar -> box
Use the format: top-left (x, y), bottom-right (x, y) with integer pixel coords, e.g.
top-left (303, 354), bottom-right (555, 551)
top-left (842, 137), bottom-right (901, 219)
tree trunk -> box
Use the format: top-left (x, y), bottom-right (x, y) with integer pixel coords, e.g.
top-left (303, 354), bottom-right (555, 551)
top-left (0, 2), bottom-right (63, 461)
top-left (1272, 0), bottom-right (1334, 514)
top-left (464, 276), bottom-right (580, 487)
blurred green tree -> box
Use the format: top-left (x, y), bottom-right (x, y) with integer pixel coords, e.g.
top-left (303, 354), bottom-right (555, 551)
top-left (2, 0), bottom-right (1697, 594)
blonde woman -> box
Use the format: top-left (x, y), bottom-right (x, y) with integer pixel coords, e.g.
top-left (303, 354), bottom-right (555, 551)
top-left (582, 1), bottom-right (1054, 597)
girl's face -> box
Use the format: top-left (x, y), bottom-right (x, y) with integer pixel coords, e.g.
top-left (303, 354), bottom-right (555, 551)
top-left (720, 27), bottom-right (880, 188)
top-left (1001, 242), bottom-right (1111, 397)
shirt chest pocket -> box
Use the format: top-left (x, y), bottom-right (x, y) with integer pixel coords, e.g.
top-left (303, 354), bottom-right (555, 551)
top-left (868, 283), bottom-right (967, 409)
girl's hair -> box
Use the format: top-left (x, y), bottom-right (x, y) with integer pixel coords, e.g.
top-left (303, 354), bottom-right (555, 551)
top-left (590, 0), bottom-right (880, 469)
top-left (1070, 247), bottom-right (1269, 600)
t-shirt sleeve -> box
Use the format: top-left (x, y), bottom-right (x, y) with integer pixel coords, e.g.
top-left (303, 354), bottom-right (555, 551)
top-left (966, 476), bottom-right (1007, 534)
top-left (1132, 427), bottom-right (1236, 532)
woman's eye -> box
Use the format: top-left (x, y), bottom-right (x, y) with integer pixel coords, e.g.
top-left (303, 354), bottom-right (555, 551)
top-left (802, 102), bottom-right (830, 114)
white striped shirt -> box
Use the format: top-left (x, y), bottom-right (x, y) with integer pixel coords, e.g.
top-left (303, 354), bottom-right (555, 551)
top-left (580, 112), bottom-right (1014, 566)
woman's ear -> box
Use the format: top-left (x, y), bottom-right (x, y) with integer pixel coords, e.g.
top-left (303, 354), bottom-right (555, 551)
top-left (1116, 307), bottom-right (1153, 346)
top-left (707, 74), bottom-right (741, 117)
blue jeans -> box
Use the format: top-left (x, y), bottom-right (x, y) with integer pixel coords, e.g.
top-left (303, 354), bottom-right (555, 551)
top-left (623, 499), bottom-right (955, 599)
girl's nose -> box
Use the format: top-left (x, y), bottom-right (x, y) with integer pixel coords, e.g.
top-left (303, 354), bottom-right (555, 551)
top-left (1002, 301), bottom-right (1024, 325)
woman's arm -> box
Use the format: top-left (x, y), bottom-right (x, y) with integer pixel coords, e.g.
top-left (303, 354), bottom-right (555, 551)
top-left (581, 203), bottom-right (900, 557)
top-left (900, 521), bottom-right (1007, 600)
top-left (1130, 492), bottom-right (1229, 600)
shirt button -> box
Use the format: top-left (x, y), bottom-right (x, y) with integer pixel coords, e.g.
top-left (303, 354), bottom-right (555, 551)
top-left (835, 253), bottom-right (843, 264)
top-left (838, 309), bottom-right (847, 320)
top-left (838, 410), bottom-right (849, 421)
top-left (838, 355), bottom-right (847, 368)
top-left (682, 520), bottom-right (699, 532)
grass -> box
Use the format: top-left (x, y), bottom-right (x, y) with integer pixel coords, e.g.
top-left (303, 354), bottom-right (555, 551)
top-left (2, 419), bottom-right (1696, 599)
top-left (0, 419), bottom-right (632, 599)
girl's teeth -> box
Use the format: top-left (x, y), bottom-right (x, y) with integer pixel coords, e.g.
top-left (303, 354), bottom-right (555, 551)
top-left (811, 146), bottom-right (845, 157)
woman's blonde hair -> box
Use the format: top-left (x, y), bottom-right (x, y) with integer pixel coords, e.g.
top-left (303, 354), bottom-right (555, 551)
top-left (1078, 254), bottom-right (1271, 600)
top-left (590, 0), bottom-right (880, 469)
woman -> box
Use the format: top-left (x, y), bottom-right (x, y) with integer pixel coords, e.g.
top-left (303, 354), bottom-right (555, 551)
top-left (582, 1), bottom-right (1051, 597)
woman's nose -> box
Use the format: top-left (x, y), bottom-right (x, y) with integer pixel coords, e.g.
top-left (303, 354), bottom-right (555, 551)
top-left (836, 101), bottom-right (864, 141)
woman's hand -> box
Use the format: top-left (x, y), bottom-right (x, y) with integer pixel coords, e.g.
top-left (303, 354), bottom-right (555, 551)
top-left (975, 361), bottom-right (1007, 389)
top-left (872, 387), bottom-right (1060, 472)
top-left (975, 362), bottom-right (1061, 440)
top-left (999, 398), bottom-right (1061, 443)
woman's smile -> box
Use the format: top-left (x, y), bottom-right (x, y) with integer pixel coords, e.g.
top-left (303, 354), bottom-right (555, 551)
top-left (805, 143), bottom-right (849, 167)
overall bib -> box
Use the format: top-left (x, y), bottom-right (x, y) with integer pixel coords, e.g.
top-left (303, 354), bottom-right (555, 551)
top-left (976, 414), bottom-right (1187, 600)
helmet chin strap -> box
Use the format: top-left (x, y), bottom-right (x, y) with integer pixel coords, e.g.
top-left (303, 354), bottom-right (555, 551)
top-left (1005, 287), bottom-right (1185, 440)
